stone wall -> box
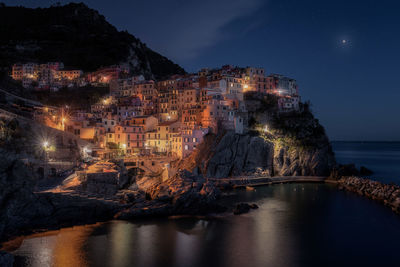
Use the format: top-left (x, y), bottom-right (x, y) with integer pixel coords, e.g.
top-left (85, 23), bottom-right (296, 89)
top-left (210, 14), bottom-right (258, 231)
top-left (338, 177), bottom-right (400, 213)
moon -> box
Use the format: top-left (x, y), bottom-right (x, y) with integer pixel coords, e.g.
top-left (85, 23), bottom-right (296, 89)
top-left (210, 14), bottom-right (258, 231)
top-left (341, 39), bottom-right (347, 44)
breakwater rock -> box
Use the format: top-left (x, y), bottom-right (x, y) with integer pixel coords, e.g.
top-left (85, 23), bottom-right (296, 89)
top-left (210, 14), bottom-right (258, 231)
top-left (338, 177), bottom-right (400, 213)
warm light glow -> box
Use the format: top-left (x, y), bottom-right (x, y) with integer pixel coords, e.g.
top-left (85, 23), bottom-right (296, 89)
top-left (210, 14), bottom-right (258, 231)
top-left (264, 125), bottom-right (269, 133)
top-left (122, 144), bottom-right (127, 149)
top-left (244, 84), bottom-right (249, 89)
top-left (43, 141), bottom-right (49, 148)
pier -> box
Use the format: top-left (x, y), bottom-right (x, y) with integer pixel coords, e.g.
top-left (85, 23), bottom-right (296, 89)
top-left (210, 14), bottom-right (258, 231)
top-left (207, 176), bottom-right (328, 188)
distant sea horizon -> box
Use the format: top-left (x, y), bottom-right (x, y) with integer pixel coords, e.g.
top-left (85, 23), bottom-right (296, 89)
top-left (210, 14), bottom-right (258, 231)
top-left (331, 141), bottom-right (400, 184)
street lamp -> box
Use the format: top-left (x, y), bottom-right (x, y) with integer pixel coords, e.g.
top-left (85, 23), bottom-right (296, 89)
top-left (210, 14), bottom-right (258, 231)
top-left (61, 117), bottom-right (66, 131)
top-left (42, 140), bottom-right (50, 176)
top-left (121, 143), bottom-right (127, 157)
top-left (43, 141), bottom-right (49, 149)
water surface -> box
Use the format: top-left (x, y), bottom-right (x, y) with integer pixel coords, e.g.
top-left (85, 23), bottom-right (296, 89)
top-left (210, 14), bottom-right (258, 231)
top-left (332, 141), bottom-right (400, 183)
top-left (6, 183), bottom-right (400, 267)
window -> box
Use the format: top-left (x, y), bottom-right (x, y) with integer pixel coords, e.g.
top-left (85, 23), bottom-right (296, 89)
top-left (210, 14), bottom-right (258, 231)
top-left (185, 145), bottom-right (188, 150)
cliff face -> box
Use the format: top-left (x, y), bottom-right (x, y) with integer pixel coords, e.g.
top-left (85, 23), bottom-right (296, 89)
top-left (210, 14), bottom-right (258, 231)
top-left (0, 154), bottom-right (38, 240)
top-left (203, 132), bottom-right (334, 178)
top-left (0, 3), bottom-right (185, 79)
top-left (205, 133), bottom-right (274, 178)
top-left (182, 97), bottom-right (336, 178)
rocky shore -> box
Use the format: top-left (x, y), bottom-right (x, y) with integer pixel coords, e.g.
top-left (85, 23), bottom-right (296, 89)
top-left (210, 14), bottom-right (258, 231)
top-left (0, 154), bottom-right (225, 244)
top-left (337, 176), bottom-right (400, 213)
top-left (115, 171), bottom-right (225, 219)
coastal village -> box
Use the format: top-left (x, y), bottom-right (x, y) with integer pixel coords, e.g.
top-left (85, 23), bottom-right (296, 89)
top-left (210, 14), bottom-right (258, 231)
top-left (7, 62), bottom-right (301, 180)
top-left (2, 3), bottom-right (400, 266)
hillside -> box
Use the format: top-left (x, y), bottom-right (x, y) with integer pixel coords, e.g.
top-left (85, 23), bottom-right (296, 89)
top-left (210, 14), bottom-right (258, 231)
top-left (0, 3), bottom-right (185, 79)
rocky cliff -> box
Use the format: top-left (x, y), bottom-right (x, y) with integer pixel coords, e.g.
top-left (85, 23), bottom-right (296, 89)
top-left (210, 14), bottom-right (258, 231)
top-left (202, 131), bottom-right (334, 178)
top-left (180, 96), bottom-right (336, 178)
top-left (0, 3), bottom-right (185, 79)
top-left (0, 151), bottom-right (121, 242)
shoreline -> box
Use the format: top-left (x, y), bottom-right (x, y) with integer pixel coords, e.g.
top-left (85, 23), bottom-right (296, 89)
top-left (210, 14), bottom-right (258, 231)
top-left (1, 176), bottom-right (399, 254)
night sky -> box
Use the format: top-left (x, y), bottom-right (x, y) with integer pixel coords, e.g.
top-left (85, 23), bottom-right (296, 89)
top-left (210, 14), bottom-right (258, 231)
top-left (4, 0), bottom-right (400, 141)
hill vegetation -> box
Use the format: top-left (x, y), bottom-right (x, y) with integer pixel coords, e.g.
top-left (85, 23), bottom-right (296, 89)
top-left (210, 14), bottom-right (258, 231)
top-left (0, 2), bottom-right (185, 79)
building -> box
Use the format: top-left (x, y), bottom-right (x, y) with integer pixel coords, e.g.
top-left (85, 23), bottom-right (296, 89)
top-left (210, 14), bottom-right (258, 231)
top-left (115, 125), bottom-right (146, 154)
top-left (182, 127), bottom-right (209, 158)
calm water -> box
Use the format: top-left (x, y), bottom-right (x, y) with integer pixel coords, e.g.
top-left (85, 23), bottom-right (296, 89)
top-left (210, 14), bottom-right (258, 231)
top-left (4, 142), bottom-right (400, 267)
top-left (5, 183), bottom-right (400, 267)
top-left (332, 141), bottom-right (400, 184)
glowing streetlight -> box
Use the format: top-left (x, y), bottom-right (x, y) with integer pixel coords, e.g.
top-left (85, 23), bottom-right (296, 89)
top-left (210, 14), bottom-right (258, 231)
top-left (264, 125), bottom-right (269, 134)
top-left (61, 117), bottom-right (66, 131)
top-left (43, 141), bottom-right (49, 149)
top-left (122, 144), bottom-right (127, 149)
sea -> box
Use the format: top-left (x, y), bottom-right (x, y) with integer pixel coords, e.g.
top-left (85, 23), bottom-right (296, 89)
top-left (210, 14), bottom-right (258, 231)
top-left (332, 141), bottom-right (400, 184)
top-left (3, 142), bottom-right (400, 267)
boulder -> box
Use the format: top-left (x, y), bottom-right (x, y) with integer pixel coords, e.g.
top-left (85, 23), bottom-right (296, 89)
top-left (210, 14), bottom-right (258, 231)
top-left (233, 203), bottom-right (251, 215)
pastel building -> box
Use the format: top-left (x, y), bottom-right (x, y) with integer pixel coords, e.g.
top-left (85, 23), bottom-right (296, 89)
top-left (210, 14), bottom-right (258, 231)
top-left (115, 125), bottom-right (146, 153)
top-left (182, 127), bottom-right (209, 158)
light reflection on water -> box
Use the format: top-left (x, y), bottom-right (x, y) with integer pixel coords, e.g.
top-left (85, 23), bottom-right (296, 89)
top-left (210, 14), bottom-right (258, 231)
top-left (5, 184), bottom-right (400, 267)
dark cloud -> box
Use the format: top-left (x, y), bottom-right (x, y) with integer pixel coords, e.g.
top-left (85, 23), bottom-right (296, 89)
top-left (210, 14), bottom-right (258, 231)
top-left (120, 0), bottom-right (266, 61)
